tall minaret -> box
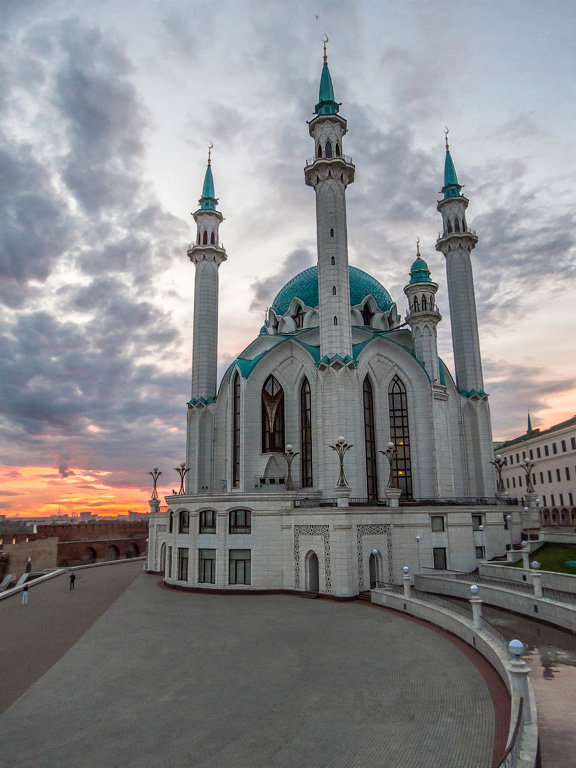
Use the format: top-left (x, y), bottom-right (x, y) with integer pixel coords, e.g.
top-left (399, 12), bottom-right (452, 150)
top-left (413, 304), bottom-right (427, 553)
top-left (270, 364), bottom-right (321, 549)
top-left (404, 240), bottom-right (441, 383)
top-left (187, 148), bottom-right (227, 402)
top-left (435, 132), bottom-right (483, 394)
top-left (304, 39), bottom-right (355, 366)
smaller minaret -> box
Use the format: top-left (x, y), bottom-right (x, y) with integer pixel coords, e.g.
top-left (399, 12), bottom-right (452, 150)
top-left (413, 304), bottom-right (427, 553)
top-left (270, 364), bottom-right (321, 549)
top-left (404, 240), bottom-right (441, 382)
top-left (187, 146), bottom-right (227, 402)
top-left (435, 130), bottom-right (483, 394)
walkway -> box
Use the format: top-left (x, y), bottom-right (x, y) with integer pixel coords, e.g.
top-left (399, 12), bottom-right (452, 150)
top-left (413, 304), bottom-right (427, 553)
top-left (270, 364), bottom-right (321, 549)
top-left (0, 570), bottom-right (498, 768)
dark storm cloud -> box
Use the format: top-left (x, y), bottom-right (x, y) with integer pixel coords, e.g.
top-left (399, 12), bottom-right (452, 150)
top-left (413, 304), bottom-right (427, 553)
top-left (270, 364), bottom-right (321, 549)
top-left (0, 18), bottom-right (192, 483)
top-left (249, 247), bottom-right (314, 312)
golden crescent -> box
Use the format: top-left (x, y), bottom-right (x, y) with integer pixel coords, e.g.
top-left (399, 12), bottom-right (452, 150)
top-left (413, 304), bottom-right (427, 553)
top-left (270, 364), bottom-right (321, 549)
top-left (416, 236), bottom-right (420, 245)
top-left (322, 34), bottom-right (329, 43)
top-left (208, 141), bottom-right (214, 150)
top-left (444, 126), bottom-right (449, 136)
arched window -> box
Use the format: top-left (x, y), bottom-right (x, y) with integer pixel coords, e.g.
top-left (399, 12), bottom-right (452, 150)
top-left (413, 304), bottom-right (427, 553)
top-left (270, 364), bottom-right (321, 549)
top-left (388, 376), bottom-right (413, 499)
top-left (300, 378), bottom-right (313, 487)
top-left (333, 316), bottom-right (338, 326)
top-left (229, 509), bottom-right (251, 534)
top-left (421, 295), bottom-right (427, 311)
top-left (462, 217), bottom-right (467, 232)
top-left (361, 303), bottom-right (374, 326)
top-left (203, 230), bottom-right (208, 244)
top-left (233, 372), bottom-right (241, 487)
top-left (294, 305), bottom-right (304, 329)
top-left (332, 286), bottom-right (337, 295)
top-left (447, 220), bottom-right (453, 234)
top-left (363, 377), bottom-right (378, 500)
top-left (330, 228), bottom-right (334, 237)
top-left (197, 233), bottom-right (201, 244)
top-left (455, 218), bottom-right (461, 233)
top-left (317, 143), bottom-right (323, 158)
top-left (331, 256), bottom-right (335, 265)
top-left (179, 510), bottom-right (190, 534)
top-left (325, 140), bottom-right (333, 158)
top-left (262, 375), bottom-right (285, 452)
top-left (199, 510), bottom-right (216, 534)
top-left (413, 297), bottom-right (419, 312)
top-left (210, 231), bottom-right (215, 244)
top-left (429, 295), bottom-right (435, 309)
top-left (335, 142), bottom-right (341, 156)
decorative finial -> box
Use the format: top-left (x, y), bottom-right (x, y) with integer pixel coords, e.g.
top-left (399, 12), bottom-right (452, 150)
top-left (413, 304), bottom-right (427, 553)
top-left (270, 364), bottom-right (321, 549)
top-left (207, 141), bottom-right (213, 166)
top-left (444, 126), bottom-right (450, 152)
top-left (416, 236), bottom-right (420, 257)
top-left (322, 34), bottom-right (329, 65)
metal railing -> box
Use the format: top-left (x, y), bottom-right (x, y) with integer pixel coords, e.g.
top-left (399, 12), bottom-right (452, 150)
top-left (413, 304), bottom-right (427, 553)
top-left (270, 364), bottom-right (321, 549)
top-left (187, 241), bottom-right (225, 250)
top-left (294, 496), bottom-right (517, 508)
top-left (497, 698), bottom-right (525, 768)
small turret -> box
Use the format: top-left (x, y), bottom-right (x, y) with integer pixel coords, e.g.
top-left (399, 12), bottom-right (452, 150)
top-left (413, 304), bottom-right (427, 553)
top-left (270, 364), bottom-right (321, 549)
top-left (404, 240), bottom-right (441, 382)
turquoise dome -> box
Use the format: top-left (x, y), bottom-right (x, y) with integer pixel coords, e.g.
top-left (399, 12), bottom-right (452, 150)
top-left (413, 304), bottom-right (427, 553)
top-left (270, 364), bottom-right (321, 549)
top-left (409, 257), bottom-right (432, 284)
top-left (272, 265), bottom-right (393, 315)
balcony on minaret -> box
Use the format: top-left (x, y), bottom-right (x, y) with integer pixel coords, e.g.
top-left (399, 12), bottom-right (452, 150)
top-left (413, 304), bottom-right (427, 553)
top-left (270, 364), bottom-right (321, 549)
top-left (305, 152), bottom-right (353, 167)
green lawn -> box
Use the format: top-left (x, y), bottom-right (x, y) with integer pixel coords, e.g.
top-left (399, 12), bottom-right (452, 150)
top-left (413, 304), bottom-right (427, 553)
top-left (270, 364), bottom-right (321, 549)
top-left (508, 543), bottom-right (576, 574)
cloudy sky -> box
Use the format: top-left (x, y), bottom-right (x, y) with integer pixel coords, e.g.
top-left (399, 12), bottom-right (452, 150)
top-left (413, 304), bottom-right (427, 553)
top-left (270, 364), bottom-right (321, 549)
top-left (1, 0), bottom-right (575, 517)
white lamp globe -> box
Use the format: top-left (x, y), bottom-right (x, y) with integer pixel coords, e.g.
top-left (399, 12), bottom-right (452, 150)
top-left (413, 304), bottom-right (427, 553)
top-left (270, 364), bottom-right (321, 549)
top-left (509, 639), bottom-right (524, 658)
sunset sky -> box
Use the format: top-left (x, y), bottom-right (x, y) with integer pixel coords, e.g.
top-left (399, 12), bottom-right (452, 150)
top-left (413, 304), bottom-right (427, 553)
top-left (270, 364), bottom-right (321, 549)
top-left (1, 0), bottom-right (575, 517)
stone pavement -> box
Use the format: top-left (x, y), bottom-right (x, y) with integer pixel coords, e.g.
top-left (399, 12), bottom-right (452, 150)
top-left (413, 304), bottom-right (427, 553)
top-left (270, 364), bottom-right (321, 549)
top-left (0, 570), bottom-right (496, 768)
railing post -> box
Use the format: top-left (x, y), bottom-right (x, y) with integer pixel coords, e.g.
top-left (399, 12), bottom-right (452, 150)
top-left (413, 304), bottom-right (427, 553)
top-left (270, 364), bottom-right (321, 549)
top-left (531, 561), bottom-right (543, 598)
top-left (508, 640), bottom-right (535, 725)
top-left (469, 584), bottom-right (482, 630)
top-left (402, 566), bottom-right (411, 599)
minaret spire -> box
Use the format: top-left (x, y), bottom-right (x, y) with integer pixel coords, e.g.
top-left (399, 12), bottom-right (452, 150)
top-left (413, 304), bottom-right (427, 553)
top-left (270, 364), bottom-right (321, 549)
top-left (305, 40), bottom-right (355, 366)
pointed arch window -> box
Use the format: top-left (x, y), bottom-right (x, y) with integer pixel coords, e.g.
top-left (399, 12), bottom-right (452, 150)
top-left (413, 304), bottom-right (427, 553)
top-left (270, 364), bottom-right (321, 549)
top-left (335, 142), bottom-right (341, 156)
top-left (447, 220), bottom-right (453, 234)
top-left (325, 140), bottom-right (333, 158)
top-left (262, 375), bottom-right (285, 452)
top-left (331, 256), bottom-right (335, 265)
top-left (330, 228), bottom-right (334, 237)
top-left (421, 295), bottom-right (427, 311)
top-left (300, 378), bottom-right (313, 487)
top-left (333, 316), bottom-right (338, 326)
top-left (361, 303), bottom-right (374, 326)
top-left (294, 305), bottom-right (304, 329)
top-left (332, 286), bottom-right (337, 295)
top-left (388, 376), bottom-right (413, 499)
top-left (462, 217), bottom-right (467, 232)
top-left (363, 376), bottom-right (378, 500)
top-left (210, 231), bottom-right (215, 244)
top-left (317, 143), bottom-right (323, 158)
top-left (203, 230), bottom-right (208, 244)
top-left (454, 218), bottom-right (461, 232)
top-left (232, 372), bottom-right (241, 487)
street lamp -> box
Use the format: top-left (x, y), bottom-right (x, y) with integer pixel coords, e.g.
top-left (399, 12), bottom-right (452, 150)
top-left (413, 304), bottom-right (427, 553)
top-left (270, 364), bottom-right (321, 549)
top-left (379, 441), bottom-right (398, 488)
top-left (521, 458), bottom-right (535, 493)
top-left (415, 535), bottom-right (421, 571)
top-left (174, 462), bottom-right (190, 495)
top-left (490, 454), bottom-right (507, 493)
top-left (478, 524), bottom-right (485, 558)
top-left (279, 444), bottom-right (299, 491)
top-left (506, 514), bottom-right (513, 551)
top-left (149, 467), bottom-right (162, 500)
top-left (329, 436), bottom-right (353, 488)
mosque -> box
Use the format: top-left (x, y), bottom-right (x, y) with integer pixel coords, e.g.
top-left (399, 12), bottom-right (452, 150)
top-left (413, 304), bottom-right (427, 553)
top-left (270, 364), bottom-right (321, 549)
top-left (147, 47), bottom-right (523, 597)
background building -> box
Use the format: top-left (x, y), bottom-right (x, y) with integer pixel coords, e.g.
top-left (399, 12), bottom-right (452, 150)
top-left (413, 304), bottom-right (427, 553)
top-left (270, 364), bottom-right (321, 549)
top-left (495, 415), bottom-right (576, 527)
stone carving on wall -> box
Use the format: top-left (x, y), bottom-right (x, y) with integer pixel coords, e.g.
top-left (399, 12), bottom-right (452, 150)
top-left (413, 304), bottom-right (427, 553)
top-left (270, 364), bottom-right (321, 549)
top-left (356, 523), bottom-right (392, 590)
top-left (294, 524), bottom-right (331, 592)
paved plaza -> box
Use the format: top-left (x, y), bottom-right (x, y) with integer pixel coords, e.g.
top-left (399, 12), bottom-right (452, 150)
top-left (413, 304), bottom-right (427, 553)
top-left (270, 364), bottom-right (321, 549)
top-left (0, 565), bottom-right (499, 768)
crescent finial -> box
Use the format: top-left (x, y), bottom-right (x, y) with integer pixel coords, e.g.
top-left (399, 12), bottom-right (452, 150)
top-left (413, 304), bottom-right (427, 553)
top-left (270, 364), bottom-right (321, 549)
top-left (444, 127), bottom-right (450, 151)
top-left (207, 141), bottom-right (213, 165)
top-left (416, 236), bottom-right (420, 256)
top-left (322, 34), bottom-right (329, 64)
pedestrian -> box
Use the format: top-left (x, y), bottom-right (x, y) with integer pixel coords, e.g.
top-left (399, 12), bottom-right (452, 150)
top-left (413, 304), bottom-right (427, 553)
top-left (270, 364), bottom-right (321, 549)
top-left (21, 585), bottom-right (29, 605)
top-left (69, 573), bottom-right (76, 591)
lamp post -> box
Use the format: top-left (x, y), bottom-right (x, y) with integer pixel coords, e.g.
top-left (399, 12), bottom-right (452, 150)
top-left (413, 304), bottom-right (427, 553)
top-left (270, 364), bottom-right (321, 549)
top-left (379, 441), bottom-right (398, 489)
top-left (402, 565), bottom-right (411, 598)
top-left (174, 462), bottom-right (190, 495)
top-left (521, 539), bottom-right (530, 570)
top-left (329, 436), bottom-right (353, 488)
top-left (490, 454), bottom-right (508, 493)
top-left (469, 584), bottom-right (482, 630)
top-left (531, 560), bottom-right (542, 598)
top-left (415, 535), bottom-right (421, 571)
top-left (506, 514), bottom-right (513, 552)
top-left (521, 458), bottom-right (535, 493)
top-left (149, 467), bottom-right (162, 500)
top-left (508, 639), bottom-right (535, 725)
top-left (279, 444), bottom-right (299, 491)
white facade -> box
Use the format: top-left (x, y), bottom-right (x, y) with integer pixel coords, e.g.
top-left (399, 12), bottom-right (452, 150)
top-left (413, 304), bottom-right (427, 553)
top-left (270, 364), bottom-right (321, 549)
top-left (148, 52), bottom-right (521, 597)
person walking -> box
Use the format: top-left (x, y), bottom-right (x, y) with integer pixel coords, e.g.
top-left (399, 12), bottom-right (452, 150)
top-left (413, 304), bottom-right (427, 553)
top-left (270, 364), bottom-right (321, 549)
top-left (69, 573), bottom-right (76, 591)
top-left (21, 585), bottom-right (29, 605)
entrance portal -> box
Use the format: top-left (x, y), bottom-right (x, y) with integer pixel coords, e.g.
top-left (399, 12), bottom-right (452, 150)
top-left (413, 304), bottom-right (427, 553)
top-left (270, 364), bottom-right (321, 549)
top-left (306, 551), bottom-right (319, 592)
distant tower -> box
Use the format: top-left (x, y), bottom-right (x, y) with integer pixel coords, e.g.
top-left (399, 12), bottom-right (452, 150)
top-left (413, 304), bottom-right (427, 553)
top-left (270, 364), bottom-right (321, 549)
top-left (435, 132), bottom-right (482, 394)
top-left (304, 38), bottom-right (355, 367)
top-left (186, 149), bottom-right (227, 494)
top-left (188, 147), bottom-right (227, 403)
top-left (404, 241), bottom-right (441, 382)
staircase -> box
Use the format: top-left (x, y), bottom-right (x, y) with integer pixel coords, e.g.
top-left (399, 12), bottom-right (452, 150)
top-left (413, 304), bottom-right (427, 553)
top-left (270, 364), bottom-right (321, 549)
top-left (357, 590), bottom-right (372, 602)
